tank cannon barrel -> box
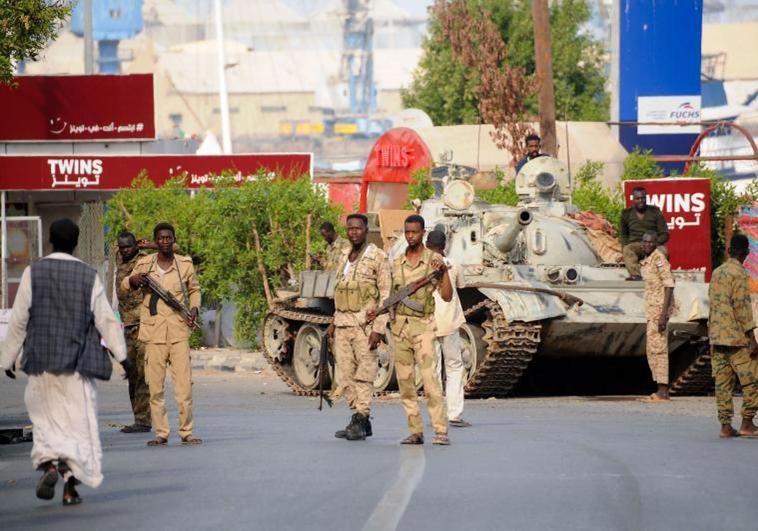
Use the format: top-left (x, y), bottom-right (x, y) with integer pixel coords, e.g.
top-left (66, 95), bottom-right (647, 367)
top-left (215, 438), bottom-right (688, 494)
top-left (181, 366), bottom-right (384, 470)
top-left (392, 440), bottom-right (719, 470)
top-left (487, 209), bottom-right (532, 254)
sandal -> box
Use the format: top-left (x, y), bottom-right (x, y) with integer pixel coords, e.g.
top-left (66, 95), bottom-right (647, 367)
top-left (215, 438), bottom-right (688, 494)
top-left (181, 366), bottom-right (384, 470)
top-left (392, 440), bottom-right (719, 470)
top-left (400, 433), bottom-right (424, 445)
top-left (62, 478), bottom-right (82, 506)
top-left (35, 462), bottom-right (58, 500)
top-left (432, 433), bottom-right (450, 446)
top-left (181, 435), bottom-right (203, 445)
top-left (147, 437), bottom-right (168, 447)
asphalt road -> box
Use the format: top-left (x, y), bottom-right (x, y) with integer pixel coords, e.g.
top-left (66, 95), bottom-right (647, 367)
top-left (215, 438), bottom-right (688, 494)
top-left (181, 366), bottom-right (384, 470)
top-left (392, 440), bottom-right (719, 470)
top-left (1, 371), bottom-right (757, 531)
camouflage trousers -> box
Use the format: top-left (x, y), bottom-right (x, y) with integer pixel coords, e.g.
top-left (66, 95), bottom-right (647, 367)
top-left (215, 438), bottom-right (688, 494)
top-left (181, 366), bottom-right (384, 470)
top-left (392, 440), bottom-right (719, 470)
top-left (333, 326), bottom-right (377, 416)
top-left (711, 345), bottom-right (758, 424)
top-left (645, 320), bottom-right (669, 384)
top-left (392, 316), bottom-right (448, 435)
top-left (125, 325), bottom-right (151, 426)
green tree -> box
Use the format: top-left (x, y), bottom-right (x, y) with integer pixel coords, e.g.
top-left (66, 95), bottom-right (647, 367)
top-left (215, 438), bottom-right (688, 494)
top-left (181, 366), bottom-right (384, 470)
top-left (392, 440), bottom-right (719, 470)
top-left (0, 0), bottom-right (72, 85)
top-left (402, 0), bottom-right (608, 125)
top-left (477, 168), bottom-right (519, 206)
top-left (104, 173), bottom-right (342, 345)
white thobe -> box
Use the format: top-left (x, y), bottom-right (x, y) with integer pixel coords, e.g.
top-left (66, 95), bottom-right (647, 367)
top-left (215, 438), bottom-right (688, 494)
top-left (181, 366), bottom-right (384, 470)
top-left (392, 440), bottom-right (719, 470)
top-left (433, 259), bottom-right (467, 421)
top-left (0, 253), bottom-right (126, 488)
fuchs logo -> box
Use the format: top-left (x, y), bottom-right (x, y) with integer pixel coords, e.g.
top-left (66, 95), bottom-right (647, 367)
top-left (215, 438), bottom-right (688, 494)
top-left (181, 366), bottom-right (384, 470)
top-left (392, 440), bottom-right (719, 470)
top-left (669, 102), bottom-right (700, 120)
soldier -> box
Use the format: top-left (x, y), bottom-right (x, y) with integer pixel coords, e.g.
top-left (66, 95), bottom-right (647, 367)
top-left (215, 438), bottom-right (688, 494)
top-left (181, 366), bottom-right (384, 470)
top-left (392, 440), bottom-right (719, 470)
top-left (639, 231), bottom-right (676, 402)
top-left (708, 234), bottom-right (758, 438)
top-left (122, 222), bottom-right (202, 446)
top-left (384, 214), bottom-right (452, 445)
top-left (425, 230), bottom-right (471, 427)
top-left (115, 231), bottom-right (152, 433)
top-left (620, 187), bottom-right (669, 280)
top-left (320, 221), bottom-right (350, 271)
top-left (327, 213), bottom-right (391, 441)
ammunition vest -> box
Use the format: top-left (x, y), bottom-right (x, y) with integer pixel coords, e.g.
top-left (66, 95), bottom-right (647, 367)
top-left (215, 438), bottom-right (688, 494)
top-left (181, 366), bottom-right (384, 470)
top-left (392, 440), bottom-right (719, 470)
top-left (393, 250), bottom-right (436, 318)
top-left (334, 245), bottom-right (380, 312)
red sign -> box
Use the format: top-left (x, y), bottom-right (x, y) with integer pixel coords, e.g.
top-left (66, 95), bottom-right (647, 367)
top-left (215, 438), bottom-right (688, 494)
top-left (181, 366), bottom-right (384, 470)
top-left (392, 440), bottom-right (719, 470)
top-left (0, 154), bottom-right (313, 190)
top-left (0, 75), bottom-right (155, 141)
top-left (360, 127), bottom-right (432, 212)
top-left (623, 178), bottom-right (712, 277)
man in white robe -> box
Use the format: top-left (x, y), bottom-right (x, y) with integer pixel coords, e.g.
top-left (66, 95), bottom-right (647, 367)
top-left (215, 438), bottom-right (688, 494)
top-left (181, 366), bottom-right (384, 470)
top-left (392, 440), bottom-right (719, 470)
top-left (1, 219), bottom-right (127, 506)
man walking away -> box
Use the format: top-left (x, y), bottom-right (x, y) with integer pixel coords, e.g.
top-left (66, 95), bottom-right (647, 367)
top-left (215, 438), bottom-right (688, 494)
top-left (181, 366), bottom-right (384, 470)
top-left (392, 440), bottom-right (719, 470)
top-left (426, 230), bottom-right (471, 427)
top-left (1, 219), bottom-right (127, 506)
top-left (639, 231), bottom-right (676, 402)
top-left (708, 234), bottom-right (758, 439)
top-left (619, 186), bottom-right (669, 280)
top-left (116, 231), bottom-right (152, 433)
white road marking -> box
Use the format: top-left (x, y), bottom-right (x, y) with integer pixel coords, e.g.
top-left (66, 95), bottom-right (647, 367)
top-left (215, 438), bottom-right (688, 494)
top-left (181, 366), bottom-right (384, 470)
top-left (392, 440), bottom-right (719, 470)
top-left (362, 447), bottom-right (426, 531)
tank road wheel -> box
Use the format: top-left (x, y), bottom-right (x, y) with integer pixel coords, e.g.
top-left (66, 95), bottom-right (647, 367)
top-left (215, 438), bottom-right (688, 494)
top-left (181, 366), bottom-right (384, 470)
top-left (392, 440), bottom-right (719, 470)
top-left (373, 335), bottom-right (397, 393)
top-left (459, 323), bottom-right (486, 386)
top-left (292, 324), bottom-right (328, 391)
top-left (262, 314), bottom-right (291, 363)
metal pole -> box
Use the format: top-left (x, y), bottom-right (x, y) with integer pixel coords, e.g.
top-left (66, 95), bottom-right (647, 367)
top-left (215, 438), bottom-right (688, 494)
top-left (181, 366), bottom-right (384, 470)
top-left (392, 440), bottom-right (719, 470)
top-left (1, 191), bottom-right (7, 309)
top-left (531, 0), bottom-right (557, 156)
top-left (84, 0), bottom-right (94, 74)
top-left (213, 0), bottom-right (233, 154)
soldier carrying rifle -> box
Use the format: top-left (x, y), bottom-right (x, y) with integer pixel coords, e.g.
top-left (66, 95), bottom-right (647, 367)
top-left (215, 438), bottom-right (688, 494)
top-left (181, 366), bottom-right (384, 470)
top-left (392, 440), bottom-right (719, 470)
top-left (122, 222), bottom-right (202, 447)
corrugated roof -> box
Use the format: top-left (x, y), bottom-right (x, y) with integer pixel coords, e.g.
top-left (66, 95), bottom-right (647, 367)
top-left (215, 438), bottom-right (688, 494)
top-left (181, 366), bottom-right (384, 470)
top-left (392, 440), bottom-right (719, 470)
top-left (158, 41), bottom-right (421, 94)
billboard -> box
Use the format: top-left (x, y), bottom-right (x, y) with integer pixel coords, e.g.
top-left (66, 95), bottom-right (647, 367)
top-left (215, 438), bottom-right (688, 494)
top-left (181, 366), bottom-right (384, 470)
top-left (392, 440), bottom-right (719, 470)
top-left (0, 75), bottom-right (155, 141)
top-left (0, 154), bottom-right (313, 190)
top-left (624, 178), bottom-right (711, 277)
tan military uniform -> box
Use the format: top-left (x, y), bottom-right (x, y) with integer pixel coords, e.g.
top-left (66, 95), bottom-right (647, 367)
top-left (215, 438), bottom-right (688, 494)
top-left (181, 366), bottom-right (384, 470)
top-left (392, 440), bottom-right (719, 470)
top-left (640, 248), bottom-right (676, 384)
top-left (116, 250), bottom-right (151, 427)
top-left (324, 235), bottom-right (350, 271)
top-left (121, 253), bottom-right (201, 440)
top-left (332, 243), bottom-right (391, 415)
top-left (709, 258), bottom-right (758, 424)
top-left (390, 248), bottom-right (448, 435)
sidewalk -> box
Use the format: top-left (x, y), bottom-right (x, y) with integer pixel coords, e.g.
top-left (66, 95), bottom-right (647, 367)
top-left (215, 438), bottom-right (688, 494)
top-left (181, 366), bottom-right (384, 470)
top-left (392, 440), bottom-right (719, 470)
top-left (190, 348), bottom-right (269, 373)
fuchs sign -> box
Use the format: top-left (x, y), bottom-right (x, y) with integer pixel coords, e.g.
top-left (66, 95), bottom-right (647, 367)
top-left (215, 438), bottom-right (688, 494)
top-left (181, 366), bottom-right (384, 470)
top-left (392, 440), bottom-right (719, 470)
top-left (624, 178), bottom-right (712, 277)
top-left (0, 154), bottom-right (313, 190)
top-left (0, 74), bottom-right (155, 141)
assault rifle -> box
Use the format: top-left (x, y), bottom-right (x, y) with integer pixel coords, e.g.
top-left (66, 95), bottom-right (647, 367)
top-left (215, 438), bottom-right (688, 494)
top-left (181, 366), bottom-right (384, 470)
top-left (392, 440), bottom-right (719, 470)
top-left (366, 269), bottom-right (443, 324)
top-left (144, 275), bottom-right (199, 330)
top-left (318, 332), bottom-right (333, 410)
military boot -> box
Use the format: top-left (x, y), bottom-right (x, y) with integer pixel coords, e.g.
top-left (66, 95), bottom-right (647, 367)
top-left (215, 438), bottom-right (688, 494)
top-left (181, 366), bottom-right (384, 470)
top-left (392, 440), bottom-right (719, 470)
top-left (335, 413), bottom-right (373, 438)
top-left (345, 413), bottom-right (368, 441)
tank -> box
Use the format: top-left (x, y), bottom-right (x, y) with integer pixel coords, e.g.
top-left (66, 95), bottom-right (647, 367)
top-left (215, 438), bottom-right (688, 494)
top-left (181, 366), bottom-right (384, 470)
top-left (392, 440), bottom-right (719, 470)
top-left (261, 157), bottom-right (712, 397)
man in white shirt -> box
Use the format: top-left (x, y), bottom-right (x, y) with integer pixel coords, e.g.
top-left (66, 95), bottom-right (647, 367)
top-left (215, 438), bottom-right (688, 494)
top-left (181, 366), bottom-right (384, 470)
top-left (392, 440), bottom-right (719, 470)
top-left (1, 219), bottom-right (127, 506)
top-left (426, 230), bottom-right (471, 428)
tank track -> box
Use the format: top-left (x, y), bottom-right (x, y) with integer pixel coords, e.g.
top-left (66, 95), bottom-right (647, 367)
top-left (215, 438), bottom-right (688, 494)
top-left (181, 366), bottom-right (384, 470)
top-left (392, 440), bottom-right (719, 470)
top-left (463, 300), bottom-right (542, 397)
top-left (261, 308), bottom-right (332, 397)
top-left (669, 349), bottom-right (713, 396)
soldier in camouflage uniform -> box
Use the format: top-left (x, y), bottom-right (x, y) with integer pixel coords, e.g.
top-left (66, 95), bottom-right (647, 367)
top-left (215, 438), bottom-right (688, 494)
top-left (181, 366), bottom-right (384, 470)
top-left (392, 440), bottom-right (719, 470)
top-left (327, 213), bottom-right (391, 441)
top-left (708, 234), bottom-right (758, 438)
top-left (115, 232), bottom-right (152, 433)
top-left (320, 221), bottom-right (350, 271)
top-left (386, 215), bottom-right (452, 446)
top-left (639, 231), bottom-right (676, 402)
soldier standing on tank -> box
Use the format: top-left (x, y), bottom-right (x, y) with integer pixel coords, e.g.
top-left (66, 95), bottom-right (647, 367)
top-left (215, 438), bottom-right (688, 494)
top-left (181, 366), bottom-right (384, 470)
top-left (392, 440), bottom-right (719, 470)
top-left (327, 213), bottom-right (391, 441)
top-left (708, 234), bottom-right (758, 439)
top-left (115, 232), bottom-right (152, 433)
top-left (320, 221), bottom-right (350, 271)
top-left (639, 231), bottom-right (676, 403)
top-left (374, 214), bottom-right (453, 445)
top-left (620, 187), bottom-right (669, 280)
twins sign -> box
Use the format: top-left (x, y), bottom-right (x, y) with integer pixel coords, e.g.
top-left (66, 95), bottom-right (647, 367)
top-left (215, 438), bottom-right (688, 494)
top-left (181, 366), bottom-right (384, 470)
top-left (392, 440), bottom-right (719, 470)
top-left (624, 178), bottom-right (712, 277)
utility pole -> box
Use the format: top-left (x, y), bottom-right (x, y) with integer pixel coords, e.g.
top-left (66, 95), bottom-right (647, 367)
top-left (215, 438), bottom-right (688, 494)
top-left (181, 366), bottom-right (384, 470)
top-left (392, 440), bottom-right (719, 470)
top-left (213, 0), bottom-right (232, 154)
top-left (532, 0), bottom-right (557, 155)
top-left (83, 0), bottom-right (94, 74)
